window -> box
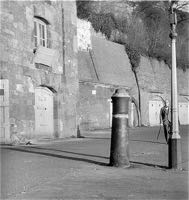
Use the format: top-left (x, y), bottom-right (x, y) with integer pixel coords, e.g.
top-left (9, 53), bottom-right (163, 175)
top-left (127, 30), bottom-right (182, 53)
top-left (34, 17), bottom-right (48, 48)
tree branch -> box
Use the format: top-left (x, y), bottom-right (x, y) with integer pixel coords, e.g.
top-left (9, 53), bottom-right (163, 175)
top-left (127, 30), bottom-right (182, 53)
top-left (177, 17), bottom-right (189, 24)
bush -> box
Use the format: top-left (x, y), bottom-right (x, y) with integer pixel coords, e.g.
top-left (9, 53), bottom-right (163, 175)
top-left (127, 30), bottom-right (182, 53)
top-left (89, 13), bottom-right (116, 39)
top-left (124, 44), bottom-right (141, 71)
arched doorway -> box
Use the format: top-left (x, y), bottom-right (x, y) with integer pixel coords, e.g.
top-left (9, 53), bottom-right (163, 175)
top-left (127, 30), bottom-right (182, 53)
top-left (130, 97), bottom-right (140, 127)
top-left (178, 102), bottom-right (189, 125)
top-left (35, 87), bottom-right (54, 136)
top-left (149, 100), bottom-right (164, 126)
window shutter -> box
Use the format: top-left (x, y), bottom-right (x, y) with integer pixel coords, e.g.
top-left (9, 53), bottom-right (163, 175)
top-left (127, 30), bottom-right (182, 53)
top-left (34, 46), bottom-right (56, 67)
top-left (47, 27), bottom-right (51, 48)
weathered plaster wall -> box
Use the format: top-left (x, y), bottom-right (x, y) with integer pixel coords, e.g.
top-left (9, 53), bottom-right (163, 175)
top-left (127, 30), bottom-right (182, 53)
top-left (78, 82), bottom-right (115, 130)
top-left (0, 1), bottom-right (78, 139)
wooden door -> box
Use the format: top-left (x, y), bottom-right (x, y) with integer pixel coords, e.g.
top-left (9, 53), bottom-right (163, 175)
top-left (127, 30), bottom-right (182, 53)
top-left (130, 102), bottom-right (134, 127)
top-left (0, 79), bottom-right (10, 143)
top-left (149, 101), bottom-right (163, 126)
top-left (35, 87), bottom-right (54, 136)
top-left (179, 103), bottom-right (189, 125)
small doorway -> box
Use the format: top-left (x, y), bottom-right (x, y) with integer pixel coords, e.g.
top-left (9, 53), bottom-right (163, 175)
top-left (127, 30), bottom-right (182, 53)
top-left (149, 100), bottom-right (163, 126)
top-left (35, 87), bottom-right (54, 136)
top-left (130, 99), bottom-right (140, 127)
top-left (130, 102), bottom-right (135, 127)
top-left (179, 102), bottom-right (189, 125)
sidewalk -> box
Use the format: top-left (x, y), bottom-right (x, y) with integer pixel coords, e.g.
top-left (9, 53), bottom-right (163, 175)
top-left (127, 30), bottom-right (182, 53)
top-left (1, 126), bottom-right (188, 200)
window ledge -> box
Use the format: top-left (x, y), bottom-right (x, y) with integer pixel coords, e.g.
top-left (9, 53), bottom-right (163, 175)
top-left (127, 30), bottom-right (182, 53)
top-left (35, 63), bottom-right (52, 72)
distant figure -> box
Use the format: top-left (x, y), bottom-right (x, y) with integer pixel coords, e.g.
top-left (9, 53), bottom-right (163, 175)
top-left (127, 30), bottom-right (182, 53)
top-left (160, 100), bottom-right (171, 144)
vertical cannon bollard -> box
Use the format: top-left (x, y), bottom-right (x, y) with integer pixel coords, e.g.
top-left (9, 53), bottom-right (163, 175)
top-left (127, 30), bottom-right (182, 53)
top-left (109, 88), bottom-right (130, 168)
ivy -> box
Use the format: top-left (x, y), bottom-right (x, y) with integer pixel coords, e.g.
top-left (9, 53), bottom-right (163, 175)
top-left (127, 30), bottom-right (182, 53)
top-left (87, 12), bottom-right (116, 39)
top-left (77, 1), bottom-right (117, 39)
top-left (76, 1), bottom-right (91, 19)
top-left (124, 44), bottom-right (141, 71)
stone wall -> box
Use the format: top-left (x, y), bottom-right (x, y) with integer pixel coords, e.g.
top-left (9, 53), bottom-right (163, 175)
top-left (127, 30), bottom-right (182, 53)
top-left (77, 20), bottom-right (189, 129)
top-left (61, 1), bottom-right (78, 137)
top-left (136, 56), bottom-right (189, 126)
top-left (0, 1), bottom-right (78, 140)
top-left (78, 81), bottom-right (115, 130)
top-left (77, 18), bottom-right (92, 51)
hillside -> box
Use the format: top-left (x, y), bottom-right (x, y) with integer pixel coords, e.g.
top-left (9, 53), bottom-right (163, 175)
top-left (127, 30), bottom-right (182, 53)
top-left (77, 0), bottom-right (189, 70)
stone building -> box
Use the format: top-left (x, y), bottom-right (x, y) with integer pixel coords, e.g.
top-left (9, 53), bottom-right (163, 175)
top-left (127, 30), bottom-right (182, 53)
top-left (77, 19), bottom-right (189, 130)
top-left (0, 1), bottom-right (78, 143)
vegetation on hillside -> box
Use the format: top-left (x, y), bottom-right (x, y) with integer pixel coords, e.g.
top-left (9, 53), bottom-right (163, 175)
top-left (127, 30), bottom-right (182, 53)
top-left (77, 0), bottom-right (189, 126)
top-left (77, 0), bottom-right (189, 71)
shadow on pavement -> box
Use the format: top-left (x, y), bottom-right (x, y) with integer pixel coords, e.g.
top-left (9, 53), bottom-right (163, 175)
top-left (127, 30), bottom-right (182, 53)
top-left (130, 139), bottom-right (166, 145)
top-left (131, 161), bottom-right (168, 169)
top-left (2, 146), bottom-right (108, 166)
top-left (2, 146), bottom-right (169, 169)
top-left (81, 136), bottom-right (166, 145)
top-left (28, 146), bottom-right (108, 159)
top-left (83, 137), bottom-right (110, 140)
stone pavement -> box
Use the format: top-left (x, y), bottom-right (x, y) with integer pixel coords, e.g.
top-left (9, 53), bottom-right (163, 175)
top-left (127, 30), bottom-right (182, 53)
top-left (0, 126), bottom-right (188, 200)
